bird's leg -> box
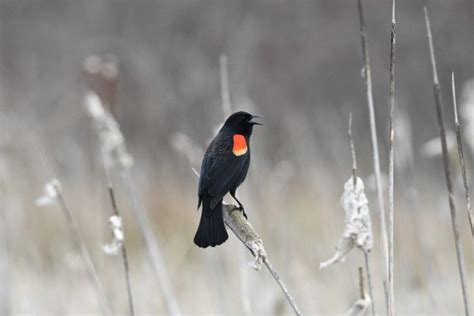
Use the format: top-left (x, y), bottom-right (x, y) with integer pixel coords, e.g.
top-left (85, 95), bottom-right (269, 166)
top-left (230, 191), bottom-right (247, 219)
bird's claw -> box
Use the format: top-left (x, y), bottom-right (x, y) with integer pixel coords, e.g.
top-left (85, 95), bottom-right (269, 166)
top-left (238, 207), bottom-right (248, 220)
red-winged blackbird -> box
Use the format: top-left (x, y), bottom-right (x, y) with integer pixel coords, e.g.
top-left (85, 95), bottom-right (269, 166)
top-left (194, 111), bottom-right (262, 248)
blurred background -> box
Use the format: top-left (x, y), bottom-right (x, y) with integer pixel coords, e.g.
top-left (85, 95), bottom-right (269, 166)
top-left (0, 0), bottom-right (473, 315)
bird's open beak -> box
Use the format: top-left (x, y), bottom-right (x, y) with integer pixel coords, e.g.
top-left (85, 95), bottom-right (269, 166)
top-left (250, 115), bottom-right (263, 126)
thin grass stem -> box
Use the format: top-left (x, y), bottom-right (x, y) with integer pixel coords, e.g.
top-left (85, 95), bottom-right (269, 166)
top-left (39, 151), bottom-right (112, 316)
top-left (387, 1), bottom-right (397, 315)
top-left (348, 114), bottom-right (376, 316)
top-left (102, 153), bottom-right (135, 316)
top-left (424, 8), bottom-right (471, 316)
top-left (451, 73), bottom-right (474, 236)
top-left (356, 3), bottom-right (390, 303)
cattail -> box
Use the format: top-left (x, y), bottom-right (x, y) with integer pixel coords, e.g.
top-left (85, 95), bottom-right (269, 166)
top-left (84, 92), bottom-right (133, 170)
top-left (84, 87), bottom-right (180, 316)
top-left (320, 177), bottom-right (373, 269)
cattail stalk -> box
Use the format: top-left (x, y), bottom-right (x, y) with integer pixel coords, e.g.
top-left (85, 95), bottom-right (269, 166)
top-left (83, 56), bottom-right (181, 316)
top-left (0, 110), bottom-right (9, 315)
top-left (55, 188), bottom-right (112, 316)
top-left (451, 73), bottom-right (474, 236)
top-left (356, 1), bottom-right (390, 292)
top-left (39, 153), bottom-right (112, 316)
top-left (120, 170), bottom-right (181, 316)
top-left (348, 114), bottom-right (376, 316)
top-left (359, 267), bottom-right (365, 300)
top-left (102, 153), bottom-right (135, 316)
top-left (223, 205), bottom-right (303, 316)
top-left (387, 1), bottom-right (396, 315)
top-left (346, 266), bottom-right (371, 316)
top-left (364, 253), bottom-right (375, 316)
top-left (424, 7), bottom-right (471, 316)
top-left (0, 178), bottom-right (9, 315)
top-left (349, 113), bottom-right (357, 187)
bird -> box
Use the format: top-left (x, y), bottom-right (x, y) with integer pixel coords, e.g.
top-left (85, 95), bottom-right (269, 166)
top-left (194, 111), bottom-right (262, 248)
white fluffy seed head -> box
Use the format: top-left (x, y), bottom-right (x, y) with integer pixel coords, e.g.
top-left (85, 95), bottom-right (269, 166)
top-left (320, 177), bottom-right (373, 270)
top-left (85, 93), bottom-right (106, 119)
top-left (84, 92), bottom-right (134, 170)
top-left (340, 177), bottom-right (373, 252)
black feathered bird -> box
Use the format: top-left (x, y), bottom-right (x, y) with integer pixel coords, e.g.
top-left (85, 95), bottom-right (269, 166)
top-left (194, 111), bottom-right (262, 248)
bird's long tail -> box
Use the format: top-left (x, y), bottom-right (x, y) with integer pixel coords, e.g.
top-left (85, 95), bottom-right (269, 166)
top-left (194, 198), bottom-right (228, 248)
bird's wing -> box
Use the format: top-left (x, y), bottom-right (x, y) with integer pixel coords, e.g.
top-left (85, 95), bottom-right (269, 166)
top-left (207, 154), bottom-right (248, 198)
top-left (198, 134), bottom-right (249, 203)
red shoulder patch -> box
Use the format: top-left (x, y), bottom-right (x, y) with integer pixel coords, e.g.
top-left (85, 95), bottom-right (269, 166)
top-left (232, 134), bottom-right (248, 156)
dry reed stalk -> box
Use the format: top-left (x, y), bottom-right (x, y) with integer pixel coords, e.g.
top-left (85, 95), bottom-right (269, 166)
top-left (0, 112), bottom-right (9, 315)
top-left (424, 7), bottom-right (471, 316)
top-left (356, 1), bottom-right (390, 294)
top-left (349, 114), bottom-right (376, 316)
top-left (83, 56), bottom-right (181, 316)
top-left (55, 188), bottom-right (112, 316)
top-left (0, 175), bottom-right (9, 315)
top-left (387, 1), bottom-right (396, 315)
top-left (102, 153), bottom-right (135, 316)
top-left (56, 189), bottom-right (112, 316)
top-left (359, 267), bottom-right (365, 300)
top-left (37, 154), bottom-right (112, 316)
top-left (349, 113), bottom-right (357, 186)
top-left (346, 267), bottom-right (371, 316)
top-left (451, 73), bottom-right (474, 236)
top-left (120, 170), bottom-right (181, 316)
top-left (223, 205), bottom-right (303, 316)
top-left (363, 253), bottom-right (375, 316)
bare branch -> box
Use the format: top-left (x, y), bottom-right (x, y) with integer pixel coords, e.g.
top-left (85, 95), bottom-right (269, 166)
top-left (424, 7), bottom-right (471, 316)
